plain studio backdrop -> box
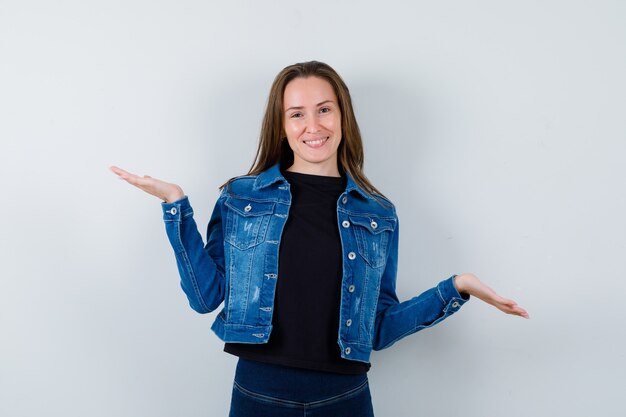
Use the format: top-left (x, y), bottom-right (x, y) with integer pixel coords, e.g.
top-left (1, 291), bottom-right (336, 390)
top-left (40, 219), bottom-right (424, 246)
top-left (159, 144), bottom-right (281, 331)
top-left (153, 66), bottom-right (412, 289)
top-left (1, 1), bottom-right (624, 416)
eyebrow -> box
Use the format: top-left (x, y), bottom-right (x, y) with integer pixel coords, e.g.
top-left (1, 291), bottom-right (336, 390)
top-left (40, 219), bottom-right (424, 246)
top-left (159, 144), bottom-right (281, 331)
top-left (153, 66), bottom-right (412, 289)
top-left (284, 100), bottom-right (335, 113)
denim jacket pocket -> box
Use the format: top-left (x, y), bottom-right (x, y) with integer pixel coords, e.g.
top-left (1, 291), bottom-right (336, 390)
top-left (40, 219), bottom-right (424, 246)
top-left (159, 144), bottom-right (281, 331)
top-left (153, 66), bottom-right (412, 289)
top-left (224, 197), bottom-right (275, 250)
top-left (349, 215), bottom-right (396, 268)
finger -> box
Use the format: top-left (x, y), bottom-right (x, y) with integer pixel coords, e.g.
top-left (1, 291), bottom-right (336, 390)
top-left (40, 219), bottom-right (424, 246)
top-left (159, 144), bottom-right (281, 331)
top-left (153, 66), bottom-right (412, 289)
top-left (112, 168), bottom-right (152, 188)
top-left (121, 172), bottom-right (142, 184)
top-left (128, 176), bottom-right (154, 189)
top-left (503, 304), bottom-right (529, 319)
top-left (514, 306), bottom-right (530, 319)
top-left (110, 165), bottom-right (132, 176)
top-left (110, 166), bottom-right (152, 185)
top-left (502, 298), bottom-right (518, 308)
top-left (110, 166), bottom-right (137, 182)
top-left (483, 293), bottom-right (510, 308)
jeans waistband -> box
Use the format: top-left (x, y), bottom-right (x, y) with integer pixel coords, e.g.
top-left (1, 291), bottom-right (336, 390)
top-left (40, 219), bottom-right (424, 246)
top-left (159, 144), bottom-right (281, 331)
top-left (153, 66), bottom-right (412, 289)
top-left (234, 358), bottom-right (369, 403)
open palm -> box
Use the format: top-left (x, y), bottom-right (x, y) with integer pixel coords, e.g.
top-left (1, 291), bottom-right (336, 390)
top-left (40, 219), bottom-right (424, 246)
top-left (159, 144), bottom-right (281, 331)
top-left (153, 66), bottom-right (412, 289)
top-left (455, 273), bottom-right (529, 319)
top-left (110, 165), bottom-right (184, 203)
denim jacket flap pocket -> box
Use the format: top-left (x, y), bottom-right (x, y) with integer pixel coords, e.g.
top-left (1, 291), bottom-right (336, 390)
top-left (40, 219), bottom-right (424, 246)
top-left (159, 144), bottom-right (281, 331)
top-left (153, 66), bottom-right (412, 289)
top-left (224, 197), bottom-right (276, 250)
top-left (225, 197), bottom-right (276, 216)
top-left (349, 215), bottom-right (396, 268)
top-left (348, 215), bottom-right (395, 234)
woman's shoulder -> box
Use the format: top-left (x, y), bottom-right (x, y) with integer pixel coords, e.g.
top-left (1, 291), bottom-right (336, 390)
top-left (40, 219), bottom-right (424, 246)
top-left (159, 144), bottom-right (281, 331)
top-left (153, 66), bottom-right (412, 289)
top-left (226, 173), bottom-right (258, 186)
top-left (368, 193), bottom-right (397, 220)
top-left (372, 193), bottom-right (396, 212)
top-left (220, 174), bottom-right (258, 196)
top-left (344, 188), bottom-right (397, 222)
top-left (219, 166), bottom-right (283, 201)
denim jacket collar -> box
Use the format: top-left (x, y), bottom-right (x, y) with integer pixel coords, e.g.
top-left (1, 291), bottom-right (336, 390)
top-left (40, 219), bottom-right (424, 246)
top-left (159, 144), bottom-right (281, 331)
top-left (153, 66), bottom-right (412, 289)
top-left (253, 162), bottom-right (374, 201)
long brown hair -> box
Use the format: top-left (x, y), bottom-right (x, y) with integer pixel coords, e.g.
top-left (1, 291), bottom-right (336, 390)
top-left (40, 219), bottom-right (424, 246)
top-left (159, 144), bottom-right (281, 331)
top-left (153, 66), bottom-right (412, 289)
top-left (221, 60), bottom-right (384, 197)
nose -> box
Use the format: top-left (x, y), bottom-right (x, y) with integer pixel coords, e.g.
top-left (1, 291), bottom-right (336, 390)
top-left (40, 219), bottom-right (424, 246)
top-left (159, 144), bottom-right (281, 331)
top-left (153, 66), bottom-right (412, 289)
top-left (306, 115), bottom-right (321, 133)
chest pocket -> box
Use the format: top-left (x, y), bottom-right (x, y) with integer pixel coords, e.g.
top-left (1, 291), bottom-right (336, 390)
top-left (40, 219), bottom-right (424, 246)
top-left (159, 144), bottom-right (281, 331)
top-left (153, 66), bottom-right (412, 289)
top-left (224, 197), bottom-right (275, 250)
top-left (350, 215), bottom-right (396, 268)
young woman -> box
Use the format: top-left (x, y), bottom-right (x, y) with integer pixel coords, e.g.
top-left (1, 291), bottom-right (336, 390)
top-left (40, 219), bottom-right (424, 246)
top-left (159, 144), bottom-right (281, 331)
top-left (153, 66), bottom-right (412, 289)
top-left (110, 61), bottom-right (528, 416)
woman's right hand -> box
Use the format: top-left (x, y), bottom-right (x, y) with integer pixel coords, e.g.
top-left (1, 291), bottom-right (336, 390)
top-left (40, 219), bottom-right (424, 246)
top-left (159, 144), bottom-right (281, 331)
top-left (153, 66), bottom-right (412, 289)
top-left (110, 165), bottom-right (185, 203)
top-left (454, 273), bottom-right (529, 319)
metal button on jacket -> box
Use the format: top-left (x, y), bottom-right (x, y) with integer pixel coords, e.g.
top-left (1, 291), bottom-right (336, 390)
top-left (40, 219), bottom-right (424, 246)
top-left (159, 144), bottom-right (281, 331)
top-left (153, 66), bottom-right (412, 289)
top-left (342, 220), bottom-right (350, 228)
top-left (348, 252), bottom-right (356, 260)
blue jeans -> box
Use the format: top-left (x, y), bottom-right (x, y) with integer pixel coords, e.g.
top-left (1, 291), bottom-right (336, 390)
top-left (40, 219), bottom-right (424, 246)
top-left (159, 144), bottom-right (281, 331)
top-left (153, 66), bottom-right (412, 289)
top-left (228, 358), bottom-right (375, 417)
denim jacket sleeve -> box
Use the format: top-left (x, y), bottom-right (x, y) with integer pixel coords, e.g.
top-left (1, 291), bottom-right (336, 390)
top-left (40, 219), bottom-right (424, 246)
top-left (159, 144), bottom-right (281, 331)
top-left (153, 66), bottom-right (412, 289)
top-left (372, 218), bottom-right (470, 350)
top-left (161, 195), bottom-right (225, 313)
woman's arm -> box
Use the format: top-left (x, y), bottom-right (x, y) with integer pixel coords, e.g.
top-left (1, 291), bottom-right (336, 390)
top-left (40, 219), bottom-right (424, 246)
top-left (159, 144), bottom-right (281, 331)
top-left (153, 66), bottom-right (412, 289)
top-left (110, 165), bottom-right (226, 313)
top-left (372, 219), bottom-right (528, 351)
top-left (372, 220), bottom-right (469, 350)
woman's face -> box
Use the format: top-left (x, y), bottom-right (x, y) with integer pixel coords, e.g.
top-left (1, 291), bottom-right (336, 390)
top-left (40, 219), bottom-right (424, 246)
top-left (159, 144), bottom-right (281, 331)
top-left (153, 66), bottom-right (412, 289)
top-left (282, 76), bottom-right (342, 176)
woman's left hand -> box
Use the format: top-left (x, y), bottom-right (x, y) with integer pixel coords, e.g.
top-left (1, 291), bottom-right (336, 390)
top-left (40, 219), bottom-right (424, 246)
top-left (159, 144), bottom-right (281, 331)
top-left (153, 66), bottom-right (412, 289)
top-left (454, 273), bottom-right (529, 319)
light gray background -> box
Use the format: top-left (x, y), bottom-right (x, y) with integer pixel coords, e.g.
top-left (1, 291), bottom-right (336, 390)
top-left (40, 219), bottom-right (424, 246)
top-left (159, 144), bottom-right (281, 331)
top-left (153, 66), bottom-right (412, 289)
top-left (1, 1), bottom-right (624, 416)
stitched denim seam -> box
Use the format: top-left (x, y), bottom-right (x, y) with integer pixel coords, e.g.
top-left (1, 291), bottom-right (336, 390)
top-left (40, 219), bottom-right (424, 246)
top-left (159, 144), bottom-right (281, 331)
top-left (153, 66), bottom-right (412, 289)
top-left (376, 312), bottom-right (450, 350)
top-left (338, 207), bottom-right (397, 220)
top-left (174, 220), bottom-right (210, 313)
top-left (436, 284), bottom-right (446, 304)
top-left (232, 379), bottom-right (369, 409)
top-left (233, 381), bottom-right (303, 408)
top-left (307, 380), bottom-right (369, 409)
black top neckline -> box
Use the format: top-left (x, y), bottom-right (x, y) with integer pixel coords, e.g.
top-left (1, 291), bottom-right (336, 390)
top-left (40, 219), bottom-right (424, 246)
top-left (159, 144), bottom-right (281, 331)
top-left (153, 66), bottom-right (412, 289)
top-left (282, 169), bottom-right (346, 186)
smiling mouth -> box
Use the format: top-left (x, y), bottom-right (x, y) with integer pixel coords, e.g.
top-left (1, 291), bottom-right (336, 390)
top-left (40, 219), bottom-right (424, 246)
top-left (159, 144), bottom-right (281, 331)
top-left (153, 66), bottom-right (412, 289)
top-left (303, 137), bottom-right (329, 147)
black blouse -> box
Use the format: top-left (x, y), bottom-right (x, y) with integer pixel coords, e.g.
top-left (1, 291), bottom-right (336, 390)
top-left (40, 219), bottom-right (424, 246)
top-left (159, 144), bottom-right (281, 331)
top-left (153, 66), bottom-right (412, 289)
top-left (224, 169), bottom-right (370, 375)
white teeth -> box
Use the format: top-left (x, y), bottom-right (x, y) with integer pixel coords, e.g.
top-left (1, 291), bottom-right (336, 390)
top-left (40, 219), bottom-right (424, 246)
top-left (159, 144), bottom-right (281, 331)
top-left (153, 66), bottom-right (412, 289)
top-left (304, 137), bottom-right (328, 145)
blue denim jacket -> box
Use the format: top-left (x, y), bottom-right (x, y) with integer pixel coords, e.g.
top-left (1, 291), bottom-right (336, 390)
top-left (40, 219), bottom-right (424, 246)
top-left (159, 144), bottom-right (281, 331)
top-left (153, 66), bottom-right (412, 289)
top-left (161, 163), bottom-right (468, 363)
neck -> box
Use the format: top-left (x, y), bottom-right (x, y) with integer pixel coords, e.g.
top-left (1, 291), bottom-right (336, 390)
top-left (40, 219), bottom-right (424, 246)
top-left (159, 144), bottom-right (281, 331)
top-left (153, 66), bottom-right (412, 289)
top-left (286, 161), bottom-right (341, 177)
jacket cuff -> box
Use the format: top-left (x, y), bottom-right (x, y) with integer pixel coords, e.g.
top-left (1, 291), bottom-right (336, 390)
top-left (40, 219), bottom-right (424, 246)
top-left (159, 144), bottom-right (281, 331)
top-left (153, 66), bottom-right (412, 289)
top-left (161, 195), bottom-right (192, 222)
top-left (436, 275), bottom-right (469, 314)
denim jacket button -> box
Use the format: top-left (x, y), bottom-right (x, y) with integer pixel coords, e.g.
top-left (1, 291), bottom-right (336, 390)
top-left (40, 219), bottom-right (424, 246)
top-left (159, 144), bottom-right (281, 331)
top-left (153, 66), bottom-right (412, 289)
top-left (346, 319), bottom-right (352, 326)
top-left (345, 347), bottom-right (351, 355)
top-left (342, 220), bottom-right (350, 228)
top-left (452, 301), bottom-right (460, 308)
top-left (370, 220), bottom-right (378, 229)
top-left (169, 207), bottom-right (177, 215)
top-left (244, 204), bottom-right (252, 212)
top-left (342, 196), bottom-right (348, 204)
top-left (348, 252), bottom-right (356, 260)
top-left (348, 285), bottom-right (355, 293)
